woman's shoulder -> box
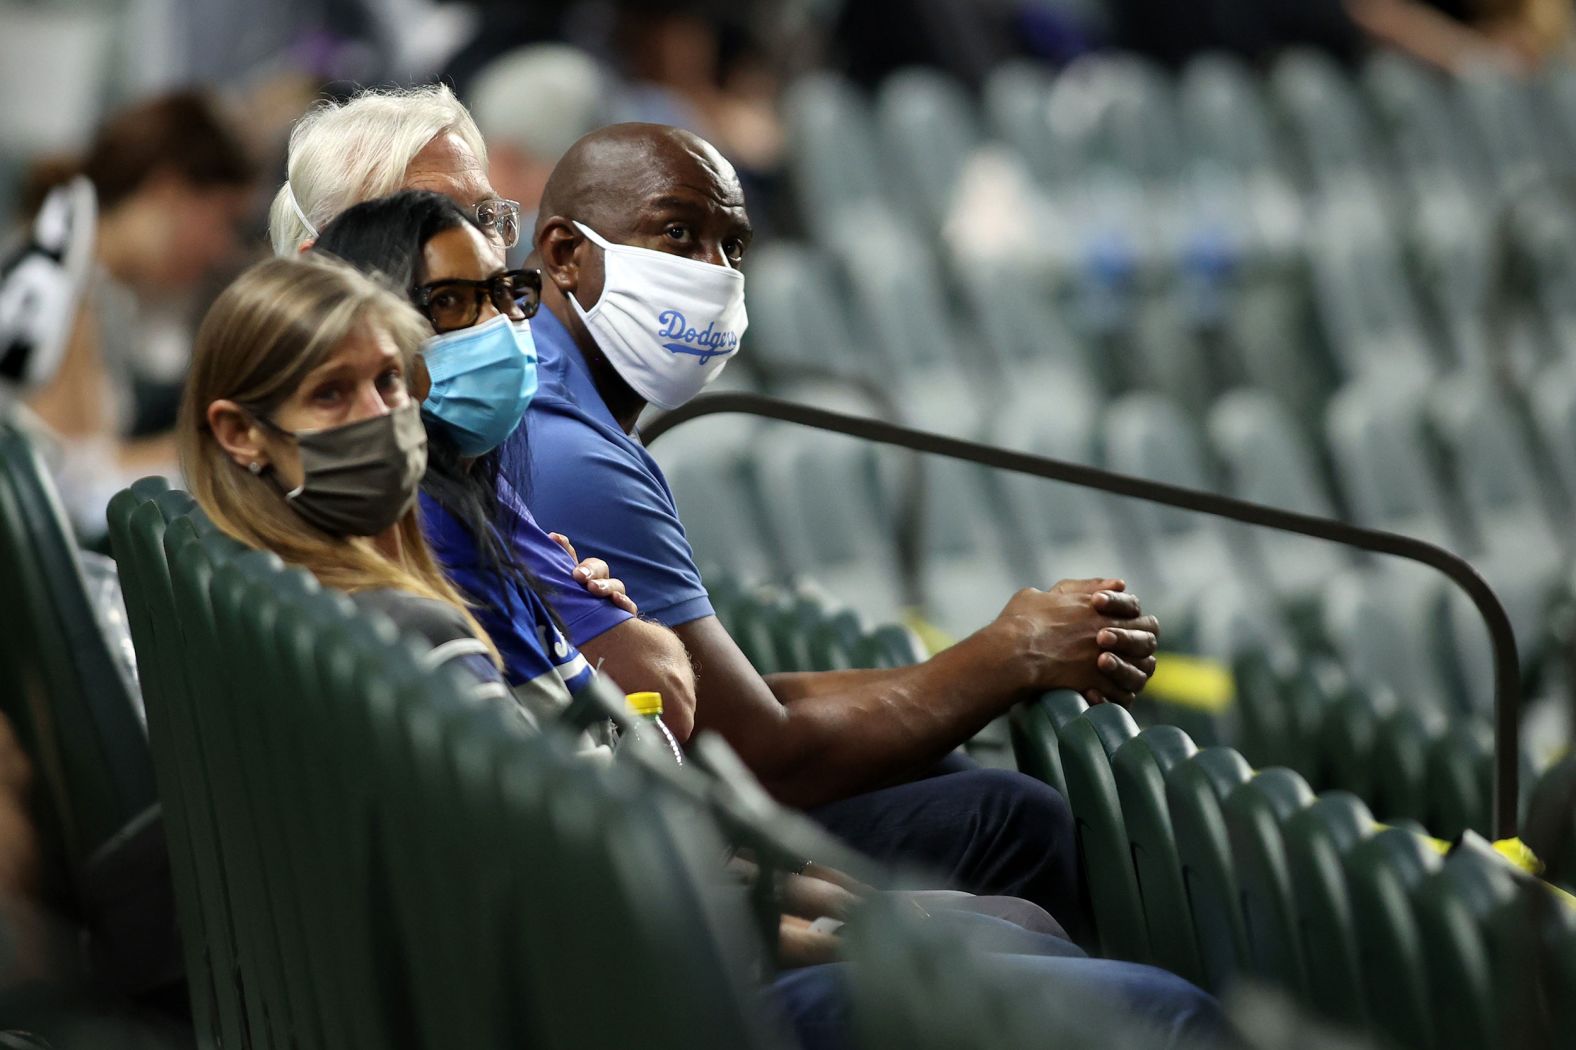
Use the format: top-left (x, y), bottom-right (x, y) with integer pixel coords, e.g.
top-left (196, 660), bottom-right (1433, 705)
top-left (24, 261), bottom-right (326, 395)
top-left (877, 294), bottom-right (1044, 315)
top-left (351, 587), bottom-right (509, 695)
top-left (351, 588), bottom-right (477, 649)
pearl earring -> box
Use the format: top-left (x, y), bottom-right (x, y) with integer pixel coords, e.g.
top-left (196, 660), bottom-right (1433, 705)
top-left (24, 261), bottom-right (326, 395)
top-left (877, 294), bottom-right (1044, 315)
top-left (248, 461), bottom-right (263, 475)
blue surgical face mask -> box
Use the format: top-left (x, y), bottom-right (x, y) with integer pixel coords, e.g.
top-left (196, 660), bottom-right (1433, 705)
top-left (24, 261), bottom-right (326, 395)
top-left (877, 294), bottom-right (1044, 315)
top-left (420, 313), bottom-right (538, 456)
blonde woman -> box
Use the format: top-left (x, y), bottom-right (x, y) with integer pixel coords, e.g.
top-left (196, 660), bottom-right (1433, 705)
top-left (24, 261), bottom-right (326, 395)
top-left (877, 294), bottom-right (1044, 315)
top-left (180, 253), bottom-right (509, 697)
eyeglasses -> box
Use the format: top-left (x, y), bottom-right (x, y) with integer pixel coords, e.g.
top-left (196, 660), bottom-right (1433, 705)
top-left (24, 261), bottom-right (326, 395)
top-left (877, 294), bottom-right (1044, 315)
top-left (411, 268), bottom-right (542, 333)
top-left (474, 198), bottom-right (522, 249)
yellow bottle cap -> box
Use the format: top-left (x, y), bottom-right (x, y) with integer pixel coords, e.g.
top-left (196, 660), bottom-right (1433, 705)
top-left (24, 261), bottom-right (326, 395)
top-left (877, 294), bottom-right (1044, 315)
top-left (626, 691), bottom-right (664, 717)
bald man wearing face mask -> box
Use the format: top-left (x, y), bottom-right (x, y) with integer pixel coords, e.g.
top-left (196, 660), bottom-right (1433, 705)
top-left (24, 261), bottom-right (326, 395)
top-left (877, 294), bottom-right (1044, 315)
top-left (506, 123), bottom-right (1163, 930)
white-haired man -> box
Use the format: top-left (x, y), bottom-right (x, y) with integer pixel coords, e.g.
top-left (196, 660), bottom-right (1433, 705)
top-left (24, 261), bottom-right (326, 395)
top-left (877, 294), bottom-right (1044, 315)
top-left (270, 83), bottom-right (701, 737)
top-left (270, 84), bottom-right (519, 257)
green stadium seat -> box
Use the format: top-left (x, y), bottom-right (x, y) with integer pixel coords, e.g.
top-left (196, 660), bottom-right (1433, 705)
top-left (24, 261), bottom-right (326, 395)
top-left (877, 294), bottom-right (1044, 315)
top-left (1362, 52), bottom-right (1483, 191)
top-left (659, 436), bottom-right (779, 586)
top-left (835, 221), bottom-right (985, 435)
top-left (1007, 691), bottom-right (1088, 798)
top-left (158, 516), bottom-right (256, 1049)
top-left (1326, 371), bottom-right (1466, 543)
top-left (765, 592), bottom-right (828, 673)
top-left (1524, 754), bottom-right (1576, 890)
top-left (1370, 708), bottom-right (1440, 825)
top-left (805, 606), bottom-right (863, 672)
top-left (1056, 703), bottom-right (1146, 959)
top-left (853, 623), bottom-right (927, 670)
top-left (904, 456), bottom-right (1026, 639)
top-left (1531, 357), bottom-right (1576, 507)
top-left (1230, 647), bottom-right (1296, 773)
top-left (728, 587), bottom-right (786, 675)
top-left (987, 396), bottom-right (1138, 596)
top-left (875, 67), bottom-right (978, 233)
top-left (1425, 722), bottom-right (1493, 839)
top-left (1271, 49), bottom-right (1385, 184)
top-left (1428, 375), bottom-right (1563, 685)
top-left (956, 259), bottom-right (1098, 398)
top-left (206, 555), bottom-right (309, 1045)
top-left (1315, 687), bottom-right (1384, 806)
top-left (1320, 566), bottom-right (1455, 718)
top-left (1101, 392), bottom-right (1267, 663)
top-left (982, 61), bottom-right (1063, 185)
top-left (1544, 895), bottom-right (1576, 1042)
top-left (1206, 389), bottom-right (1349, 612)
top-left (1477, 886), bottom-right (1568, 1050)
top-left (1343, 827), bottom-right (1444, 1050)
top-left (750, 433), bottom-right (905, 625)
top-left (1412, 833), bottom-right (1522, 1050)
top-left (1223, 768), bottom-right (1315, 995)
top-left (1456, 63), bottom-right (1550, 189)
top-left (781, 72), bottom-right (886, 246)
top-left (0, 425), bottom-right (158, 888)
top-left (741, 242), bottom-right (865, 380)
top-left (1179, 52), bottom-right (1290, 179)
top-left (1282, 792), bottom-right (1375, 1028)
top-left (1110, 725), bottom-right (1203, 982)
top-left (1166, 747), bottom-right (1253, 991)
top-left (230, 565), bottom-right (328, 1048)
top-left (1231, 648), bottom-right (1339, 786)
top-left (105, 487), bottom-right (237, 1047)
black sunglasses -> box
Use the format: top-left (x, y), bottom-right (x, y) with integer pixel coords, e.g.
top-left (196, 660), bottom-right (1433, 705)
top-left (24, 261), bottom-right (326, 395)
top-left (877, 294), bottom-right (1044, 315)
top-left (411, 268), bottom-right (542, 333)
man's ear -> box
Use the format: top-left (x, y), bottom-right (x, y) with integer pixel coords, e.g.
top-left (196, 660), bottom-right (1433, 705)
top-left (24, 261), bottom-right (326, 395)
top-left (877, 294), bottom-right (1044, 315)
top-left (537, 217), bottom-right (581, 295)
top-left (410, 354), bottom-right (431, 403)
top-left (208, 399), bottom-right (269, 470)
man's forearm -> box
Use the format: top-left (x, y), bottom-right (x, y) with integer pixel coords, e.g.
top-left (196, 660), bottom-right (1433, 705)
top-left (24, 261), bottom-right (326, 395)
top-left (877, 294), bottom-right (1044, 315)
top-left (740, 630), bottom-right (1034, 807)
top-left (764, 666), bottom-right (900, 703)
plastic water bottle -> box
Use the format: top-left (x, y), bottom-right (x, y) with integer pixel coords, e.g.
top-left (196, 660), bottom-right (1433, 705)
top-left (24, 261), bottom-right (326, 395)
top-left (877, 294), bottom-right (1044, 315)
top-left (626, 691), bottom-right (684, 765)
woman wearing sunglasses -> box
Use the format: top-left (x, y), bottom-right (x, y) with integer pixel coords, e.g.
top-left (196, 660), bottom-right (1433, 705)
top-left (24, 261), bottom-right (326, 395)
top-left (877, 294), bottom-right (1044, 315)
top-left (312, 190), bottom-right (652, 720)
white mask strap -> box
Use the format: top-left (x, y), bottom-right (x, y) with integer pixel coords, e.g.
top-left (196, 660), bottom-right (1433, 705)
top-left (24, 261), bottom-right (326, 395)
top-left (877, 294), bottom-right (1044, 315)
top-left (286, 182), bottom-right (318, 239)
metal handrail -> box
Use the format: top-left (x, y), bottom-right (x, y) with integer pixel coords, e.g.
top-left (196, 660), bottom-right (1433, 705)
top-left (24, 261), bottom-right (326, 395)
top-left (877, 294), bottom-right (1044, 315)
top-left (644, 391), bottom-right (1523, 839)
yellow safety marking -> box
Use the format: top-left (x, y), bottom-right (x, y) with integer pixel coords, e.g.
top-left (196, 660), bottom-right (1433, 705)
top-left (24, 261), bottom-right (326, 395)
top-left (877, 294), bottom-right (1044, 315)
top-left (899, 608), bottom-right (951, 658)
top-left (1148, 653), bottom-right (1235, 714)
top-left (1491, 837), bottom-right (1545, 876)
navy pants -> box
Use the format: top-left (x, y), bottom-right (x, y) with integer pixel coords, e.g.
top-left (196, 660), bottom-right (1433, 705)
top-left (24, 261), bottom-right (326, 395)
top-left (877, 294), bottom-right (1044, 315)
top-left (772, 913), bottom-right (1226, 1050)
top-left (807, 754), bottom-right (1084, 937)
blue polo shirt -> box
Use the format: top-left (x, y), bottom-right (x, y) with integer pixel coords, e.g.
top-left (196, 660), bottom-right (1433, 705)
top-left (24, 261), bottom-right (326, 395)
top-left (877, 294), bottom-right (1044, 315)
top-left (501, 309), bottom-right (713, 627)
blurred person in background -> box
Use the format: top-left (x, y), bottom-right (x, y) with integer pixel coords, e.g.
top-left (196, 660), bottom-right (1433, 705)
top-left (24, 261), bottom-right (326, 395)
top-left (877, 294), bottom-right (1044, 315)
top-left (2, 91), bottom-right (255, 538)
top-left (1111, 0), bottom-right (1572, 68)
top-left (468, 44), bottom-right (613, 266)
top-left (609, 0), bottom-right (784, 175)
top-left (1346, 0), bottom-right (1572, 70)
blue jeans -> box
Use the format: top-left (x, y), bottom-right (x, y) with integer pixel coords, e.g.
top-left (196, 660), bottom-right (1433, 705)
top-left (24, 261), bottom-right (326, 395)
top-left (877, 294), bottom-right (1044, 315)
top-left (772, 914), bottom-right (1226, 1050)
top-left (807, 754), bottom-right (1085, 938)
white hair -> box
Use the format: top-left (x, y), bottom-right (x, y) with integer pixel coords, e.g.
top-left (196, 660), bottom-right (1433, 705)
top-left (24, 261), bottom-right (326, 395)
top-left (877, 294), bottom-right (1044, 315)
top-left (469, 44), bottom-right (608, 161)
top-left (268, 83), bottom-right (488, 256)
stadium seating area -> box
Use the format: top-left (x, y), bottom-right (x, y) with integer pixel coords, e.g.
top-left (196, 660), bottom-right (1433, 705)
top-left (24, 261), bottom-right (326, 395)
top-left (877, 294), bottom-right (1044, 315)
top-left (3, 37), bottom-right (1576, 1050)
top-left (1, 394), bottom-right (1573, 1048)
top-left (652, 47), bottom-right (1576, 838)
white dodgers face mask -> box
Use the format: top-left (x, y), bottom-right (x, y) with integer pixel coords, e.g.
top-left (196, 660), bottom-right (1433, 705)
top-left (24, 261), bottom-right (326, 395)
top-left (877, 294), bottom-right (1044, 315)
top-left (567, 221), bottom-right (748, 410)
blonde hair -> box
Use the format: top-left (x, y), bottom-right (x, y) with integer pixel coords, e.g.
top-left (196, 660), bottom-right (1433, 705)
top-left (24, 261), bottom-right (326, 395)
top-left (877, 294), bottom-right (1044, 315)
top-left (179, 255), bottom-right (497, 660)
top-left (268, 83), bottom-right (488, 255)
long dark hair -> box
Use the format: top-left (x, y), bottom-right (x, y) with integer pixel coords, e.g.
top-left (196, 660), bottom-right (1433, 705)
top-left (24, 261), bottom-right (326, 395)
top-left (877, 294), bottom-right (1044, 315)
top-left (313, 190), bottom-right (556, 630)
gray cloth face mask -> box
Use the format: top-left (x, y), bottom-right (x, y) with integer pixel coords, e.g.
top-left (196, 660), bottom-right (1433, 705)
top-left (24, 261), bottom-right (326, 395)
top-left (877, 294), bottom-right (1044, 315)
top-left (256, 402), bottom-right (428, 536)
